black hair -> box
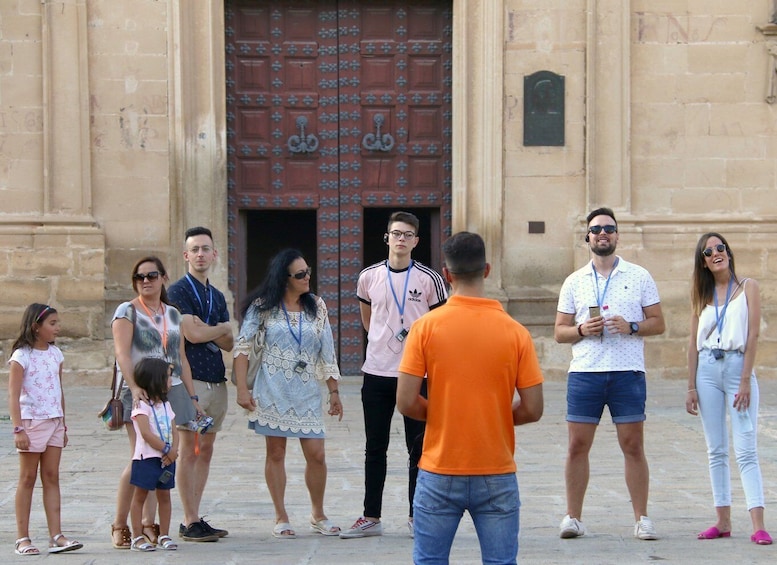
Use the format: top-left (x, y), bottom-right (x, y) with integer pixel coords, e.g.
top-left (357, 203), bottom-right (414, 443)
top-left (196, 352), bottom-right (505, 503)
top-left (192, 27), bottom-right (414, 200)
top-left (241, 248), bottom-right (317, 318)
top-left (12, 303), bottom-right (58, 351)
top-left (586, 207), bottom-right (617, 227)
top-left (442, 231), bottom-right (486, 281)
top-left (185, 226), bottom-right (213, 241)
top-left (387, 210), bottom-right (420, 233)
top-left (133, 357), bottom-right (170, 403)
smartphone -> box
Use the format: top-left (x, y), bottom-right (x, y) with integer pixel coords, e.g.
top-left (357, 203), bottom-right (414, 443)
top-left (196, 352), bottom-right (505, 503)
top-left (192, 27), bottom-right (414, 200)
top-left (589, 306), bottom-right (601, 319)
top-left (158, 469), bottom-right (173, 484)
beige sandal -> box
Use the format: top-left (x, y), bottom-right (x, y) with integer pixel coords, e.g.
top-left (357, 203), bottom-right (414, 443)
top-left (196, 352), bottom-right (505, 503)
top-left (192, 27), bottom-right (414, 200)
top-left (111, 524), bottom-right (132, 549)
top-left (142, 523), bottom-right (160, 545)
top-left (14, 537), bottom-right (39, 556)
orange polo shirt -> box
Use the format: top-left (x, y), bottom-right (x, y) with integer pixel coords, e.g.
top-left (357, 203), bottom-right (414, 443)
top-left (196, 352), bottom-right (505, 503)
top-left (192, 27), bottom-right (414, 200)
top-left (399, 295), bottom-right (544, 475)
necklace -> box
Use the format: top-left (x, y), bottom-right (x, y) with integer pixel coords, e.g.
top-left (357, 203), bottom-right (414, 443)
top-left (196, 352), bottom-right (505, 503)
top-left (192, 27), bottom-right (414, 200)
top-left (137, 296), bottom-right (168, 352)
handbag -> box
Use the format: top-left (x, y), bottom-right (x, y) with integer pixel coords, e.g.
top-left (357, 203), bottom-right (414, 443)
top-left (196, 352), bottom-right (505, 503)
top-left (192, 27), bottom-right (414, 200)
top-left (231, 308), bottom-right (269, 390)
top-left (98, 362), bottom-right (124, 431)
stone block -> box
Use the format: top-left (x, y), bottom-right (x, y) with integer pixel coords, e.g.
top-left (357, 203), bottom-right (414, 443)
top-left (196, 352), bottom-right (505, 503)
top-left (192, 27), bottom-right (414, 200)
top-left (10, 249), bottom-right (74, 276)
top-left (57, 279), bottom-right (105, 304)
top-left (726, 160), bottom-right (774, 188)
top-left (1, 14), bottom-right (41, 42)
top-left (56, 311), bottom-right (94, 339)
top-left (684, 158), bottom-right (726, 188)
top-left (709, 103), bottom-right (773, 136)
top-left (677, 73), bottom-right (745, 104)
top-left (0, 279), bottom-right (51, 306)
top-left (9, 41), bottom-right (42, 77)
top-left (76, 250), bottom-right (107, 277)
top-left (9, 159), bottom-right (43, 193)
top-left (632, 158), bottom-right (685, 188)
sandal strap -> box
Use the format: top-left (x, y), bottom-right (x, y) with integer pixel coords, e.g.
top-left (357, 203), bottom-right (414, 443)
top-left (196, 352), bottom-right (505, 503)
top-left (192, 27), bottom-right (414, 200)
top-left (15, 537), bottom-right (32, 546)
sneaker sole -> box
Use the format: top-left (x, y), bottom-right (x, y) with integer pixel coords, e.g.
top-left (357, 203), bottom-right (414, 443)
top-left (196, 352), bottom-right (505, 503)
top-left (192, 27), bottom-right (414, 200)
top-left (181, 535), bottom-right (219, 542)
top-left (560, 529), bottom-right (584, 539)
top-left (339, 530), bottom-right (383, 539)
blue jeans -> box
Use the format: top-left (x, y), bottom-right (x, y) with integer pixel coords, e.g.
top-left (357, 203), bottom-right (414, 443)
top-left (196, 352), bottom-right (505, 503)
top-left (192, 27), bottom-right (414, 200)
top-left (413, 470), bottom-right (519, 565)
top-left (696, 349), bottom-right (764, 509)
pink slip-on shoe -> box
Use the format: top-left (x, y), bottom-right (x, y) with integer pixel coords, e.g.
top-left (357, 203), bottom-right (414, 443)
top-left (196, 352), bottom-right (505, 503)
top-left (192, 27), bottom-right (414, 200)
top-left (751, 530), bottom-right (772, 545)
top-left (697, 526), bottom-right (731, 540)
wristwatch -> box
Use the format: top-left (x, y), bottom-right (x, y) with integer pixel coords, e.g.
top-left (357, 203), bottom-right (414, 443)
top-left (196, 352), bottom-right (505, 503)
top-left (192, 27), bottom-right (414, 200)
top-left (13, 426), bottom-right (24, 434)
top-left (190, 395), bottom-right (199, 402)
top-left (630, 322), bottom-right (639, 335)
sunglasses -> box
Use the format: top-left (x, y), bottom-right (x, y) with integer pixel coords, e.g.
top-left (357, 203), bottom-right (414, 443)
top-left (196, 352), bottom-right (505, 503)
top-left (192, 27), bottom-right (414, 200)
top-left (289, 267), bottom-right (312, 280)
top-left (702, 243), bottom-right (726, 257)
top-left (133, 271), bottom-right (161, 282)
top-left (588, 225), bottom-right (617, 235)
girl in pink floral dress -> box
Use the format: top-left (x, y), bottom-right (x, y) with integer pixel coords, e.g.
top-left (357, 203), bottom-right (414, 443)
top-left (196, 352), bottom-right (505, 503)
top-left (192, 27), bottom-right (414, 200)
top-left (7, 303), bottom-right (83, 555)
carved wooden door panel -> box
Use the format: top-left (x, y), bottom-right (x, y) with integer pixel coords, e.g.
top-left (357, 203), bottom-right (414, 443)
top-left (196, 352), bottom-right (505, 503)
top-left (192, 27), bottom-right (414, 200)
top-left (225, 0), bottom-right (452, 374)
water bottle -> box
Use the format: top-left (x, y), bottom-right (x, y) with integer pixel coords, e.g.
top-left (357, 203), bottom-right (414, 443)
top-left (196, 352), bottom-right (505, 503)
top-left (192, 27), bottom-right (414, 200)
top-left (736, 408), bottom-right (753, 433)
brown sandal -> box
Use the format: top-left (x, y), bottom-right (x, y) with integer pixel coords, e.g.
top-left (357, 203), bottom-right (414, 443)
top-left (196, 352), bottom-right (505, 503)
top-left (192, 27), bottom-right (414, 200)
top-left (142, 523), bottom-right (160, 545)
top-left (111, 524), bottom-right (132, 549)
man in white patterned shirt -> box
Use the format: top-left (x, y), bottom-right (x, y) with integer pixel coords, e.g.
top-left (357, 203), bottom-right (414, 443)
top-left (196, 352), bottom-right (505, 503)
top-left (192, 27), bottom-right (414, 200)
top-left (554, 207), bottom-right (665, 542)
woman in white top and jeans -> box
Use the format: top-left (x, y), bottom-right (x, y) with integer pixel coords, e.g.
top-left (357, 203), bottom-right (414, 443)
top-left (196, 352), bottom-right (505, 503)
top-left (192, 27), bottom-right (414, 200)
top-left (686, 232), bottom-right (771, 545)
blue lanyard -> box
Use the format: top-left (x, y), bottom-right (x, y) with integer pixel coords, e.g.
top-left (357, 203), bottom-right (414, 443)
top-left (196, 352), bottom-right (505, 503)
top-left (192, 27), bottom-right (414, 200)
top-left (591, 257), bottom-right (619, 309)
top-left (713, 277), bottom-right (735, 345)
top-left (185, 274), bottom-right (213, 324)
top-left (150, 401), bottom-right (170, 445)
top-left (280, 302), bottom-right (303, 351)
top-left (387, 260), bottom-right (413, 326)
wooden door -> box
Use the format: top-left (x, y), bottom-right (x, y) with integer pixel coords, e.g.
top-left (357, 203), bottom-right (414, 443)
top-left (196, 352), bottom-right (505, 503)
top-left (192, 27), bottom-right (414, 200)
top-left (225, 0), bottom-right (452, 374)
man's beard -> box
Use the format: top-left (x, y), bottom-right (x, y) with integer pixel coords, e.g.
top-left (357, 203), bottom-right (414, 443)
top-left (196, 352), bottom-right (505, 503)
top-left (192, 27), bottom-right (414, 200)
top-left (591, 242), bottom-right (616, 257)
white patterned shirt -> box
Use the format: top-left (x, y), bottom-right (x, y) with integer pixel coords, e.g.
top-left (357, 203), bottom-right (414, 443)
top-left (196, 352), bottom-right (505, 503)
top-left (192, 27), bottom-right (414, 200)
top-left (9, 345), bottom-right (65, 420)
top-left (557, 256), bottom-right (661, 373)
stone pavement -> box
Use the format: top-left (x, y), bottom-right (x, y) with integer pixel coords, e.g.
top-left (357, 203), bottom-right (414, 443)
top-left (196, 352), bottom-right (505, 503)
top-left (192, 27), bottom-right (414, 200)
top-left (1, 376), bottom-right (776, 564)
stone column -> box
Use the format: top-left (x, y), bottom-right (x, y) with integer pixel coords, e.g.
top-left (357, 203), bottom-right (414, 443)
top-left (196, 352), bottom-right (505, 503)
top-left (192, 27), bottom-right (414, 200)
top-left (585, 0), bottom-right (631, 212)
top-left (451, 0), bottom-right (505, 297)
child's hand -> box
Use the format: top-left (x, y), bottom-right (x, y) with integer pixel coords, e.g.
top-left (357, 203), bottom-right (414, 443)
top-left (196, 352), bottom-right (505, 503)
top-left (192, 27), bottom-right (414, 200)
top-left (63, 430), bottom-right (69, 448)
top-left (14, 430), bottom-right (29, 451)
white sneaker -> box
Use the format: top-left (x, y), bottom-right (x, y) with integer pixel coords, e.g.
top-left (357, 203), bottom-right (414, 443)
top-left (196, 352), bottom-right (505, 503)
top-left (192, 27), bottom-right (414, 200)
top-left (408, 519), bottom-right (414, 538)
top-left (634, 516), bottom-right (658, 540)
top-left (559, 514), bottom-right (585, 538)
top-left (339, 517), bottom-right (383, 539)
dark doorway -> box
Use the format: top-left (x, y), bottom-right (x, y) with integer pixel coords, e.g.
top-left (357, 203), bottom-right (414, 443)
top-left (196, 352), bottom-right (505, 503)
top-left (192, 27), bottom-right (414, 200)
top-left (241, 209), bottom-right (318, 316)
top-left (362, 208), bottom-right (442, 272)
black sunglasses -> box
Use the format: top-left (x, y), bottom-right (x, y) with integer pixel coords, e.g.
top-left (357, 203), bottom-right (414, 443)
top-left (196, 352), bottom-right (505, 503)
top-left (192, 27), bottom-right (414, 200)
top-left (289, 267), bottom-right (312, 280)
top-left (133, 271), bottom-right (160, 282)
top-left (588, 225), bottom-right (617, 235)
top-left (702, 243), bottom-right (726, 257)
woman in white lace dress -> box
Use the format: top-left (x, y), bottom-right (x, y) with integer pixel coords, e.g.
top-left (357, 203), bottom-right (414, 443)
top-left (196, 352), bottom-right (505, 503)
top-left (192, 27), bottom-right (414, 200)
top-left (234, 248), bottom-right (343, 539)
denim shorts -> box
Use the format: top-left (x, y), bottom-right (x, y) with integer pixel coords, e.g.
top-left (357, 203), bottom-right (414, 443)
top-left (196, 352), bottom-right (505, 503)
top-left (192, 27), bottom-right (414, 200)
top-left (566, 371), bottom-right (646, 424)
top-left (130, 457), bottom-right (176, 491)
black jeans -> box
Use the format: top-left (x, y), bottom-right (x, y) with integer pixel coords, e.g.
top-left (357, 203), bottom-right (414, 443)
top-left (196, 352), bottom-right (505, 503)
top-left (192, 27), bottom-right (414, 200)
top-left (361, 373), bottom-right (427, 519)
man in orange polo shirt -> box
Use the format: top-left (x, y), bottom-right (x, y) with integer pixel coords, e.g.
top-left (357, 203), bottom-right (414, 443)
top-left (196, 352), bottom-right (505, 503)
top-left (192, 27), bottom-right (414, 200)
top-left (397, 231), bottom-right (544, 564)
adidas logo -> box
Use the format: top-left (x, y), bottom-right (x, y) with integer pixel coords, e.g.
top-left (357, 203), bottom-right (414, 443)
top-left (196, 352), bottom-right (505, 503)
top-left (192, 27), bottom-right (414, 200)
top-left (408, 289), bottom-right (422, 302)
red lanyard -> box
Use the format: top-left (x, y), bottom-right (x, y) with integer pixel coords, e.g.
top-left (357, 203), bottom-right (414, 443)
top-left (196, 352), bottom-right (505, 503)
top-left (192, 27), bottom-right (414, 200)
top-left (137, 296), bottom-right (168, 353)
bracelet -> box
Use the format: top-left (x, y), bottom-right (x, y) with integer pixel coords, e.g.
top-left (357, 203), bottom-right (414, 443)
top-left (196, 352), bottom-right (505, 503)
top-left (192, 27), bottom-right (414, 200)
top-left (687, 388), bottom-right (696, 393)
top-left (64, 425), bottom-right (68, 432)
top-left (328, 389), bottom-right (339, 395)
top-left (162, 443), bottom-right (171, 456)
top-left (190, 395), bottom-right (199, 402)
top-left (577, 324), bottom-right (584, 337)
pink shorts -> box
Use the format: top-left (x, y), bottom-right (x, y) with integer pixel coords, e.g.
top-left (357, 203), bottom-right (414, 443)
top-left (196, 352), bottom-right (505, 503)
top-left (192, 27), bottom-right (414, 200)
top-left (18, 418), bottom-right (66, 453)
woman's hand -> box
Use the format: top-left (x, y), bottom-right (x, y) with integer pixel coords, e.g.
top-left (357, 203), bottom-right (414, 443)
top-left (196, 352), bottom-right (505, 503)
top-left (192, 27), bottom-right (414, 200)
top-left (131, 385), bottom-right (148, 405)
top-left (236, 388), bottom-right (256, 411)
top-left (685, 389), bottom-right (699, 415)
top-left (734, 378), bottom-right (751, 411)
top-left (327, 391), bottom-right (343, 421)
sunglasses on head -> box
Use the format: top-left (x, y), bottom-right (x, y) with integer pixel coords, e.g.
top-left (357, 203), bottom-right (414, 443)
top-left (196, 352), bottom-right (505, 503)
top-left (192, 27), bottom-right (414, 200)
top-left (702, 243), bottom-right (726, 257)
top-left (588, 225), bottom-right (617, 235)
top-left (133, 271), bottom-right (160, 282)
top-left (289, 267), bottom-right (312, 280)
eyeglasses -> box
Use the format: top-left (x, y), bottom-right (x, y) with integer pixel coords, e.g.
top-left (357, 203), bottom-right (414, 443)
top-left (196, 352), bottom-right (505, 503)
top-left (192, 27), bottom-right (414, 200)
top-left (588, 225), bottom-right (617, 235)
top-left (389, 230), bottom-right (417, 240)
top-left (188, 246), bottom-right (212, 254)
top-left (702, 243), bottom-right (726, 257)
top-left (289, 267), bottom-right (312, 280)
top-left (133, 271), bottom-right (160, 282)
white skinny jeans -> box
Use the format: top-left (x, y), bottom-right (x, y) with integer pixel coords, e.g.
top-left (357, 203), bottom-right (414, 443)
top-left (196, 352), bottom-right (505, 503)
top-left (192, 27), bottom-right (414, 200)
top-left (696, 349), bottom-right (764, 509)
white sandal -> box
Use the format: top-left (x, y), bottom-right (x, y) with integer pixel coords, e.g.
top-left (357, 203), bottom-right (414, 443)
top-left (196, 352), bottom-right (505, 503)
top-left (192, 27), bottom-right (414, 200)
top-left (48, 533), bottom-right (83, 554)
top-left (157, 535), bottom-right (178, 550)
top-left (14, 537), bottom-right (39, 556)
top-left (130, 535), bottom-right (156, 552)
